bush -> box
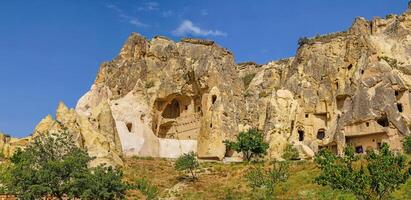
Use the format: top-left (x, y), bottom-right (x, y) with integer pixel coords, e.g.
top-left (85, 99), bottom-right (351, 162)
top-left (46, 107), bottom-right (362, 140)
top-left (134, 177), bottom-right (159, 200)
top-left (245, 161), bottom-right (289, 198)
top-left (175, 151), bottom-right (199, 180)
top-left (314, 143), bottom-right (411, 200)
top-left (145, 81), bottom-right (155, 89)
top-left (243, 73), bottom-right (256, 89)
top-left (0, 131), bottom-right (128, 199)
top-left (298, 37), bottom-right (310, 46)
top-left (282, 144), bottom-right (299, 160)
top-left (224, 128), bottom-right (269, 161)
top-left (403, 136), bottom-right (411, 154)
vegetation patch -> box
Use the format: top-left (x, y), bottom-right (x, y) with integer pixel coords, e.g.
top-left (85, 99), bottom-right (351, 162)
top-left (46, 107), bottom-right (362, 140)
top-left (243, 73), bottom-right (256, 89)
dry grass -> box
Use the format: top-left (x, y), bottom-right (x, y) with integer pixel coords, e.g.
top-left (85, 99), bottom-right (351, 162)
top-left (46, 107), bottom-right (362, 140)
top-left (123, 157), bottom-right (411, 200)
top-left (122, 158), bottom-right (349, 199)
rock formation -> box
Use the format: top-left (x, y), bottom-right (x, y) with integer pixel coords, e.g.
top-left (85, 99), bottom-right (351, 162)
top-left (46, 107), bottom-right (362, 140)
top-left (3, 3), bottom-right (411, 163)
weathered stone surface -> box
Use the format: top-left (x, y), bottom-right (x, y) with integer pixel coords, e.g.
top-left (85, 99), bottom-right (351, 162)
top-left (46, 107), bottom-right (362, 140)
top-left (32, 102), bottom-right (123, 167)
top-left (3, 4), bottom-right (411, 163)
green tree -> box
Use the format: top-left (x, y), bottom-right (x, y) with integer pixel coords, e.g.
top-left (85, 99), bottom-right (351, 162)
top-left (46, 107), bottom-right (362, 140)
top-left (224, 128), bottom-right (269, 161)
top-left (403, 136), bottom-right (411, 154)
top-left (175, 151), bottom-right (199, 180)
top-left (0, 131), bottom-right (128, 200)
top-left (314, 143), bottom-right (411, 200)
top-left (245, 161), bottom-right (289, 199)
top-left (282, 144), bottom-right (299, 160)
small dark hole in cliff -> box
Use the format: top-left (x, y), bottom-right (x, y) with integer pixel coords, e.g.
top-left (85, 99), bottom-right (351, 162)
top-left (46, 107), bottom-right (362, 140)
top-left (397, 103), bottom-right (403, 112)
top-left (347, 64), bottom-right (353, 70)
top-left (366, 122), bottom-right (370, 127)
top-left (298, 130), bottom-right (304, 141)
top-left (305, 114), bottom-right (309, 118)
top-left (210, 123), bottom-right (213, 128)
top-left (212, 95), bottom-right (217, 104)
top-left (317, 129), bottom-right (325, 140)
top-left (355, 146), bottom-right (364, 153)
top-left (395, 91), bottom-right (399, 96)
top-left (126, 123), bottom-right (133, 132)
top-left (377, 116), bottom-right (389, 127)
top-left (361, 70), bottom-right (364, 74)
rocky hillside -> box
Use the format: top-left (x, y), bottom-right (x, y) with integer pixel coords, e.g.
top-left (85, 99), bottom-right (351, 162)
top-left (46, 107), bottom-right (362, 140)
top-left (2, 3), bottom-right (411, 165)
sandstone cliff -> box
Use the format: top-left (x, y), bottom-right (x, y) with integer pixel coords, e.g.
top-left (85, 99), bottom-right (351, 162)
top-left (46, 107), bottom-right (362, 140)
top-left (3, 3), bottom-right (411, 164)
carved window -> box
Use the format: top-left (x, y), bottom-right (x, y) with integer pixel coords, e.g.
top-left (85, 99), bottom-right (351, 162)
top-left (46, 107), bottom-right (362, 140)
top-left (298, 130), bottom-right (304, 141)
top-left (126, 123), bottom-right (133, 132)
top-left (355, 146), bottom-right (364, 154)
top-left (212, 95), bottom-right (217, 104)
top-left (397, 103), bottom-right (403, 113)
top-left (317, 129), bottom-right (325, 140)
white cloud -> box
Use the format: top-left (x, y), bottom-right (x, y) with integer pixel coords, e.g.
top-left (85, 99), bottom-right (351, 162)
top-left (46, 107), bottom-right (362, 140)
top-left (201, 9), bottom-right (208, 16)
top-left (172, 20), bottom-right (227, 37)
top-left (138, 1), bottom-right (159, 11)
top-left (105, 3), bottom-right (147, 27)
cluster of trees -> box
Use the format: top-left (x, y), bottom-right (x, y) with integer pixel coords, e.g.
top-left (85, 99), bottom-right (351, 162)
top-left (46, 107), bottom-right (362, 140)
top-left (1, 128), bottom-right (411, 199)
top-left (223, 129), bottom-right (411, 199)
top-left (0, 131), bottom-right (128, 200)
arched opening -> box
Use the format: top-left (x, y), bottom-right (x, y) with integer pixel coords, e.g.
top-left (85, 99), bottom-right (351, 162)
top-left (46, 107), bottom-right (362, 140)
top-left (162, 99), bottom-right (180, 119)
top-left (152, 94), bottom-right (202, 140)
top-left (298, 130), bottom-right (304, 141)
top-left (212, 95), bottom-right (217, 104)
top-left (355, 146), bottom-right (364, 154)
top-left (158, 122), bottom-right (174, 138)
top-left (377, 115), bottom-right (389, 127)
top-left (317, 129), bottom-right (325, 140)
top-left (126, 123), bottom-right (133, 132)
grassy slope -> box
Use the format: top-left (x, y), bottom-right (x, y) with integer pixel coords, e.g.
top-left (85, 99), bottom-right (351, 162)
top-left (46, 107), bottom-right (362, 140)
top-left (123, 157), bottom-right (411, 200)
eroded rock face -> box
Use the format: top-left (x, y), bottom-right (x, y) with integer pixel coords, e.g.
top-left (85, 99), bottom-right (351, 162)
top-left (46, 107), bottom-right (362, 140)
top-left (77, 35), bottom-right (244, 160)
top-left (241, 7), bottom-right (411, 157)
top-left (74, 5), bottom-right (411, 160)
top-left (3, 4), bottom-right (411, 163)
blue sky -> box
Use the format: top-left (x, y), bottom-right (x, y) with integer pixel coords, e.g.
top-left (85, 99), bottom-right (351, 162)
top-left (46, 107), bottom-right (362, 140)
top-left (0, 0), bottom-right (408, 137)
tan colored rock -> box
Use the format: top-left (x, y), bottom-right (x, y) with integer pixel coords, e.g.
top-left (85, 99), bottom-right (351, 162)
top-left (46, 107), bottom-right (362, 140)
top-left (6, 3), bottom-right (411, 162)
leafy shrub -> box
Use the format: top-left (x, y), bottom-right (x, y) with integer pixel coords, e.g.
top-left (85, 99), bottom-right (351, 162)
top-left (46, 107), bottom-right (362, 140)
top-left (224, 128), bottom-right (269, 161)
top-left (379, 56), bottom-right (398, 68)
top-left (175, 151), bottom-right (199, 180)
top-left (243, 73), bottom-right (256, 89)
top-left (0, 131), bottom-right (128, 199)
top-left (403, 136), bottom-right (411, 154)
top-left (315, 143), bottom-right (410, 200)
top-left (134, 177), bottom-right (159, 200)
top-left (145, 81), bottom-right (155, 89)
top-left (298, 37), bottom-right (310, 46)
top-left (245, 161), bottom-right (289, 198)
top-left (282, 144), bottom-right (299, 160)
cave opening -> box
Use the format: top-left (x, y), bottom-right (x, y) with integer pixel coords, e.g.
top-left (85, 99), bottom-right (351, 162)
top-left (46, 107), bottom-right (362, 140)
top-left (212, 95), bottom-right (217, 104)
top-left (298, 130), bottom-right (305, 141)
top-left (317, 129), bottom-right (325, 140)
top-left (153, 94), bottom-right (202, 139)
top-left (377, 115), bottom-right (389, 127)
top-left (126, 123), bottom-right (133, 132)
top-left (162, 99), bottom-right (181, 119)
top-left (397, 103), bottom-right (403, 113)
